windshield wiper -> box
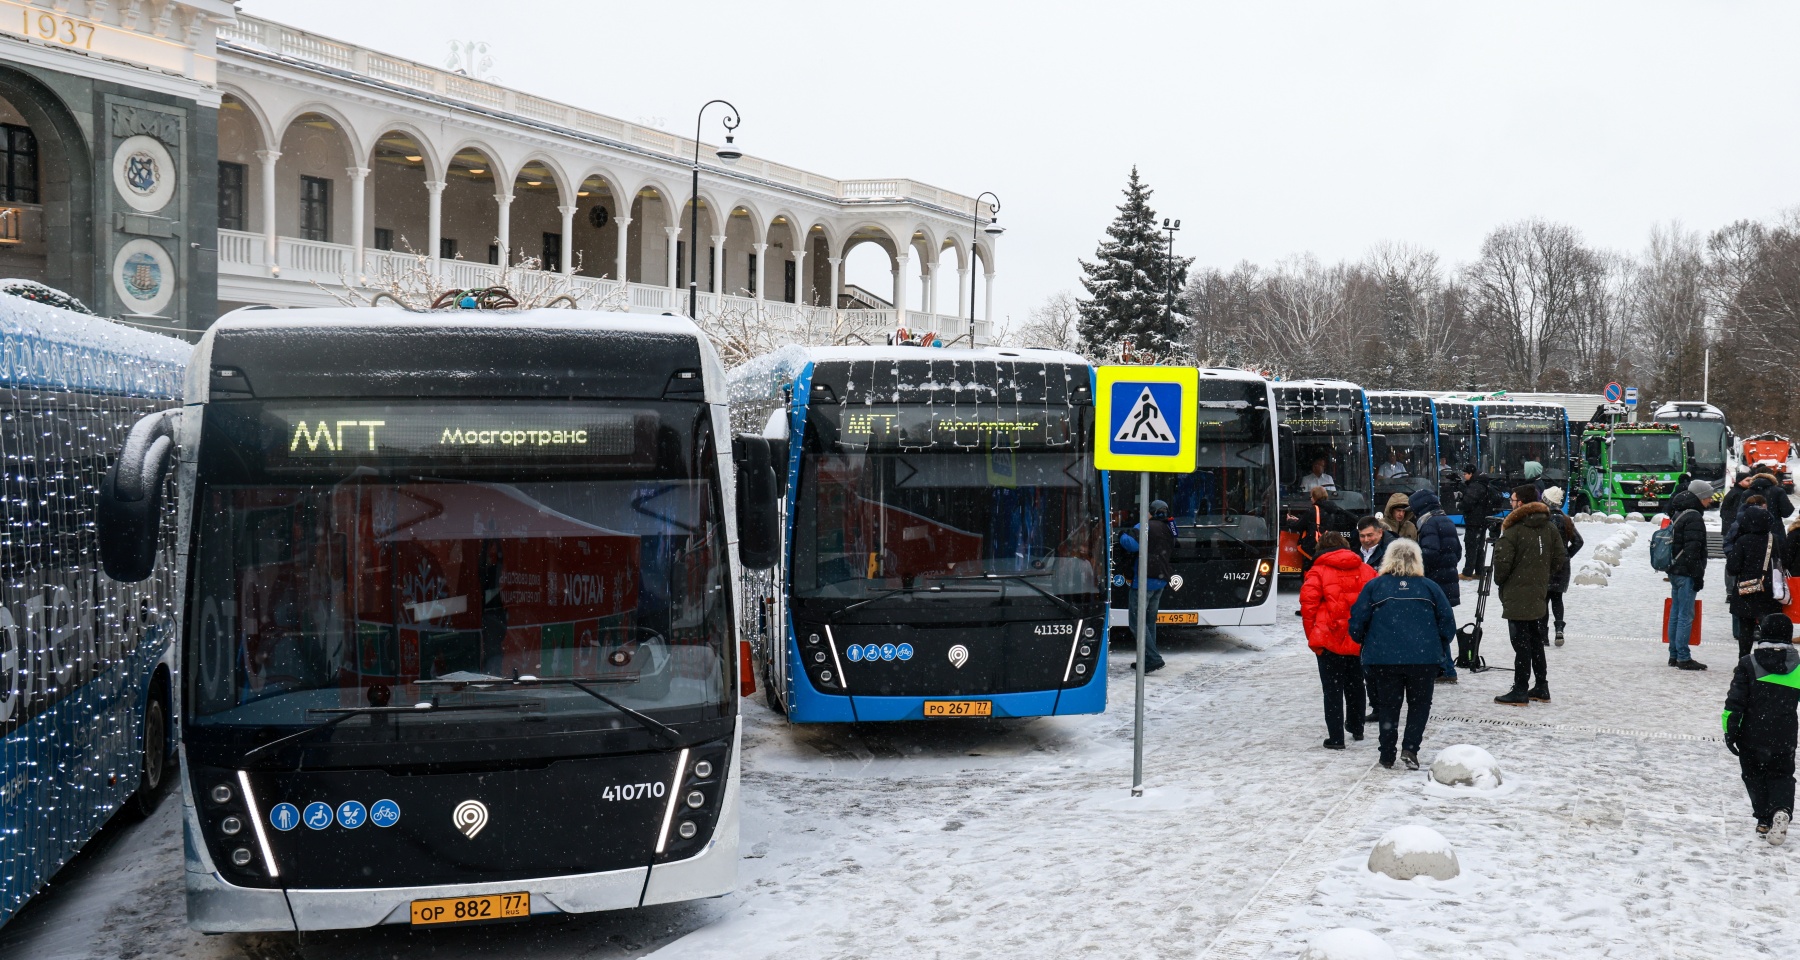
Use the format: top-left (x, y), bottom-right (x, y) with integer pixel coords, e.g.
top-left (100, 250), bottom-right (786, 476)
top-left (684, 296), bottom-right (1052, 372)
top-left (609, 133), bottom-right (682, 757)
top-left (833, 584), bottom-right (946, 616)
top-left (921, 572), bottom-right (1085, 618)
top-left (417, 675), bottom-right (682, 747)
top-left (242, 699), bottom-right (540, 761)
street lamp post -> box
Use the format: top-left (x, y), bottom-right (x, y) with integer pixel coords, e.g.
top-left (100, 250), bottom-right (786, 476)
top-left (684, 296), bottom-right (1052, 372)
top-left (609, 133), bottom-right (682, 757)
top-left (688, 100), bottom-right (742, 319)
top-left (1162, 218), bottom-right (1181, 345)
top-left (968, 191), bottom-right (1004, 340)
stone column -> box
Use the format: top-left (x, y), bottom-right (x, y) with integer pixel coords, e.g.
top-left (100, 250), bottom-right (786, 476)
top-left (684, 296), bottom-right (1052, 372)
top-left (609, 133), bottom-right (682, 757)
top-left (893, 252), bottom-right (910, 320)
top-left (664, 226), bottom-right (681, 289)
top-left (346, 166), bottom-right (369, 279)
top-left (613, 216), bottom-right (632, 281)
top-left (557, 204), bottom-right (577, 275)
top-left (957, 266), bottom-right (970, 319)
top-left (495, 191), bottom-right (514, 267)
top-left (984, 272), bottom-right (996, 325)
top-left (426, 179), bottom-right (446, 275)
top-left (710, 234), bottom-right (726, 294)
top-left (255, 149), bottom-right (279, 275)
top-left (751, 242), bottom-right (768, 300)
top-left (923, 260), bottom-right (936, 317)
top-left (828, 256), bottom-right (843, 310)
top-left (790, 249), bottom-right (807, 305)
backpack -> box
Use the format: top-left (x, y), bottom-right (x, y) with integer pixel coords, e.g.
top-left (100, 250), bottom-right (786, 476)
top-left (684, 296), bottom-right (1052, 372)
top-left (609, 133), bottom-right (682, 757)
top-left (1650, 511), bottom-right (1694, 572)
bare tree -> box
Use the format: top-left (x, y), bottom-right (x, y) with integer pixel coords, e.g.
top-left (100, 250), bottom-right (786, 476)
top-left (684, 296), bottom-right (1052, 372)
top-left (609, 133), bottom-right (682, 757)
top-left (1461, 219), bottom-right (1592, 388)
top-left (1629, 223), bottom-right (1706, 400)
top-left (1004, 291), bottom-right (1083, 353)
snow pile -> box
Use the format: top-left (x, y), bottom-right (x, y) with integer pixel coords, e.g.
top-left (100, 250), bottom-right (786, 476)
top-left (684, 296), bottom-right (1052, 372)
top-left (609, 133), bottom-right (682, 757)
top-left (1429, 745), bottom-right (1503, 791)
top-left (1593, 543), bottom-right (1622, 566)
top-left (1573, 562), bottom-right (1611, 586)
top-left (1300, 928), bottom-right (1396, 960)
top-left (1573, 511), bottom-right (1591, 521)
top-left (1627, 511), bottom-right (1647, 522)
top-left (1367, 825), bottom-right (1460, 881)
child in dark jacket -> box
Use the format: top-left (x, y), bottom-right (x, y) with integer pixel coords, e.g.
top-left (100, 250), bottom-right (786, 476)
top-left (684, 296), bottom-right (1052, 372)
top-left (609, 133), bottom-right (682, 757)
top-left (1725, 613), bottom-right (1800, 844)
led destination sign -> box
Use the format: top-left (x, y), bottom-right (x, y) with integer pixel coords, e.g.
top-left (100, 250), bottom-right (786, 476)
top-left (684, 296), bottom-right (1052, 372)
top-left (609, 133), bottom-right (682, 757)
top-left (263, 403), bottom-right (648, 462)
top-left (835, 403), bottom-right (1076, 449)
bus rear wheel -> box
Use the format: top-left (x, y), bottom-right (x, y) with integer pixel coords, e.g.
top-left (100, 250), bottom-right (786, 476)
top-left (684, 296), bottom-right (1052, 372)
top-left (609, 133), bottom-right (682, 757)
top-left (125, 686), bottom-right (170, 820)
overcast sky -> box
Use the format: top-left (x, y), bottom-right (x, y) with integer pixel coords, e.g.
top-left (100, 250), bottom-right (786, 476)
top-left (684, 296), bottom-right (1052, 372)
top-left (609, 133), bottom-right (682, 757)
top-left (248, 0), bottom-right (1800, 324)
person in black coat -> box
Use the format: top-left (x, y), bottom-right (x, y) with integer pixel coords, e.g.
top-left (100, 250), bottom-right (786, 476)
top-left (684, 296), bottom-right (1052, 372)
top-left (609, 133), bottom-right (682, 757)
top-left (1540, 486), bottom-right (1585, 646)
top-left (1750, 470), bottom-right (1795, 522)
top-left (1725, 613), bottom-right (1800, 842)
top-left (1666, 482), bottom-right (1712, 670)
top-left (1721, 469), bottom-right (1754, 533)
top-left (1726, 502), bottom-right (1788, 659)
top-left (1459, 465), bottom-right (1497, 578)
top-left (1409, 488), bottom-right (1463, 682)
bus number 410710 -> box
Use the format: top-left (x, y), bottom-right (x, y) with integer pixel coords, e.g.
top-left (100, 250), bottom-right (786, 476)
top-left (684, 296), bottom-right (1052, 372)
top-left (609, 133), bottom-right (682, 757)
top-left (601, 782), bottom-right (666, 802)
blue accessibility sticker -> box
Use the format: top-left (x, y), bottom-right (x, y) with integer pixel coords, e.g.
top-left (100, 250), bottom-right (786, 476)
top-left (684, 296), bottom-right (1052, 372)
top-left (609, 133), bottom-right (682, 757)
top-left (862, 644), bottom-right (881, 661)
top-left (897, 643), bottom-right (914, 661)
top-left (369, 799), bottom-right (401, 828)
top-left (880, 643), bottom-right (897, 661)
top-left (846, 644), bottom-right (863, 662)
top-left (303, 801), bottom-right (333, 830)
top-left (336, 800), bottom-right (368, 829)
top-left (269, 802), bottom-right (300, 832)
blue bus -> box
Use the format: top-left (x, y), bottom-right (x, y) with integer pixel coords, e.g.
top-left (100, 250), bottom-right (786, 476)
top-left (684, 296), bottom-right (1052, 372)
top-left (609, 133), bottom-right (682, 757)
top-left (731, 346), bottom-right (1108, 723)
top-left (0, 292), bottom-right (187, 927)
top-left (1433, 399), bottom-right (1478, 522)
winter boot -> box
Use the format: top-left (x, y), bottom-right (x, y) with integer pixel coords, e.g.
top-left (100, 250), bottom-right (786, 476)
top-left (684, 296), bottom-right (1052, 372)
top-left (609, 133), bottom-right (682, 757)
top-left (1401, 749), bottom-right (1420, 771)
top-left (1677, 659), bottom-right (1708, 671)
top-left (1554, 626), bottom-right (1565, 647)
top-left (1494, 689), bottom-right (1530, 706)
top-left (1771, 811), bottom-right (1791, 847)
top-left (1323, 739), bottom-right (1346, 750)
top-left (1758, 820), bottom-right (1772, 837)
top-left (1529, 684), bottom-right (1551, 703)
top-left (1350, 728), bottom-right (1365, 742)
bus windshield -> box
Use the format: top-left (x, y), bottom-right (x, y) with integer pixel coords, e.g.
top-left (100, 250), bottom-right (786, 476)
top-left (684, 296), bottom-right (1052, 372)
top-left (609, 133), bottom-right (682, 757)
top-left (1612, 433), bottom-right (1684, 472)
top-left (1371, 413), bottom-right (1434, 499)
top-left (1116, 387), bottom-right (1276, 560)
top-left (186, 400), bottom-right (732, 728)
top-left (792, 402), bottom-right (1104, 604)
top-left (1677, 421), bottom-right (1728, 466)
top-left (1480, 415), bottom-right (1568, 483)
top-left (1278, 407), bottom-right (1371, 514)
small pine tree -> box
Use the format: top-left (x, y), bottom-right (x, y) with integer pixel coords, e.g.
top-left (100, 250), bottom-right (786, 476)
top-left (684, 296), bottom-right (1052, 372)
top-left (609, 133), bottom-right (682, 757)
top-left (1077, 167), bottom-right (1193, 359)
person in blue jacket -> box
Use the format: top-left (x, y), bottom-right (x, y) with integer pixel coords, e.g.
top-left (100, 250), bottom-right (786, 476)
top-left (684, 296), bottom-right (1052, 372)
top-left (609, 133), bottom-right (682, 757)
top-left (1349, 538), bottom-right (1458, 770)
top-left (1118, 499), bottom-right (1177, 673)
top-left (1408, 488), bottom-right (1463, 682)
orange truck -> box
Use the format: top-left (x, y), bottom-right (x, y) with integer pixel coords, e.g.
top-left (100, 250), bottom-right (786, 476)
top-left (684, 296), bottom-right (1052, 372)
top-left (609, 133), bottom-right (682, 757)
top-left (1742, 433), bottom-right (1794, 492)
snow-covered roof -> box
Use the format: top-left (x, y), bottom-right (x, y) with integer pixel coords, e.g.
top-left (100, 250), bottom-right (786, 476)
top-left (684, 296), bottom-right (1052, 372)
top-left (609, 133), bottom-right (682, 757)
top-left (1273, 378), bottom-right (1362, 390)
top-left (790, 344), bottom-right (1090, 366)
top-left (0, 290), bottom-right (187, 397)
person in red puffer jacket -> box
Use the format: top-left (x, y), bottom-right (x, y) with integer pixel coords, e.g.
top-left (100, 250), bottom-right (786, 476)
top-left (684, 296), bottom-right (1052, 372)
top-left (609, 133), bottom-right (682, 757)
top-left (1302, 532), bottom-right (1378, 749)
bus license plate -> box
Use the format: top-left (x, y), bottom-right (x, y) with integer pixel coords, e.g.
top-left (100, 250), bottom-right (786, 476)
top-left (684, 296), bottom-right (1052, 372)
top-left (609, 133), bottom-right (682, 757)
top-left (411, 892), bottom-right (530, 925)
top-left (1158, 612), bottom-right (1199, 625)
top-left (924, 700), bottom-right (992, 718)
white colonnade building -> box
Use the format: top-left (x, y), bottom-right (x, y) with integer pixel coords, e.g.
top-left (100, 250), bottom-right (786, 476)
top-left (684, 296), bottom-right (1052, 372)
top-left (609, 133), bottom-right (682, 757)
top-left (213, 14), bottom-right (999, 344)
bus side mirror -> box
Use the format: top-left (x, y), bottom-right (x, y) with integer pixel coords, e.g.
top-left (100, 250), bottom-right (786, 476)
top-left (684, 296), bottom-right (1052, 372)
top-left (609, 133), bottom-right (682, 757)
top-left (1684, 438), bottom-right (1696, 461)
top-left (733, 434), bottom-right (780, 570)
top-left (98, 409), bottom-right (179, 583)
top-left (765, 436), bottom-right (789, 498)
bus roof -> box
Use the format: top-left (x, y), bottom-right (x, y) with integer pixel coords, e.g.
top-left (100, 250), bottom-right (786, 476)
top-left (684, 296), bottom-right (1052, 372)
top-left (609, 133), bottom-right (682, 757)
top-left (1653, 401), bottom-right (1726, 420)
top-left (1274, 378), bottom-right (1362, 391)
top-left (0, 291), bottom-right (186, 397)
top-left (189, 308), bottom-right (722, 404)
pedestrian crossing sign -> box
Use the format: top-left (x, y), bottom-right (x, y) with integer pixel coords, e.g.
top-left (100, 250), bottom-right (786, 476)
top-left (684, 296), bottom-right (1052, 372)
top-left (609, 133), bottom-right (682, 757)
top-left (1094, 366), bottom-right (1198, 472)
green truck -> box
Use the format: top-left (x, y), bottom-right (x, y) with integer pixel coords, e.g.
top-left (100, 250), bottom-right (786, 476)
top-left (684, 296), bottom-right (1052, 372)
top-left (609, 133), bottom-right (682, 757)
top-left (1576, 420), bottom-right (1692, 516)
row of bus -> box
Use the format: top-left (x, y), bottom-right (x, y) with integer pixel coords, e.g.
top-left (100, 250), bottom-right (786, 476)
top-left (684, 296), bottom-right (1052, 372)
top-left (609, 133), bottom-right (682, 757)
top-left (4, 297), bottom-right (1734, 936)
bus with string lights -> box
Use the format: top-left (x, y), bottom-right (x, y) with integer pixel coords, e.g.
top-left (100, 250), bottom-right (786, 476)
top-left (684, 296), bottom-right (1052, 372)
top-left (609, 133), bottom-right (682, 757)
top-left (730, 346), bottom-right (1109, 723)
top-left (0, 291), bottom-right (186, 930)
top-left (95, 306), bottom-right (778, 932)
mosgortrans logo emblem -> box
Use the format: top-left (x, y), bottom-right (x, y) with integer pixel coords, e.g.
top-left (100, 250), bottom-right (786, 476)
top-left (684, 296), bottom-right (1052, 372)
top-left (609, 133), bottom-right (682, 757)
top-left (454, 799), bottom-right (489, 838)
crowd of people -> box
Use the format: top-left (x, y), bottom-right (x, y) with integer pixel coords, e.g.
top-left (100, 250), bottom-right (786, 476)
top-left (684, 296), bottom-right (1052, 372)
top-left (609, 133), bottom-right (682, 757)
top-left (1116, 457), bottom-right (1800, 843)
top-left (1290, 466), bottom-right (1589, 768)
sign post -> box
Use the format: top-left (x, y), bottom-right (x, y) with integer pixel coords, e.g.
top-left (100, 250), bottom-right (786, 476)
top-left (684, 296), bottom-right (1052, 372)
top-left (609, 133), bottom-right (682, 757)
top-left (1624, 386), bottom-right (1639, 422)
top-left (1094, 366), bottom-right (1198, 797)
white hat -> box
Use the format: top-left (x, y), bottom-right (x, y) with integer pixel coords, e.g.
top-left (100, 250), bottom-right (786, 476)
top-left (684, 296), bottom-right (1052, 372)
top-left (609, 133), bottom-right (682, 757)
top-left (1543, 486), bottom-right (1565, 508)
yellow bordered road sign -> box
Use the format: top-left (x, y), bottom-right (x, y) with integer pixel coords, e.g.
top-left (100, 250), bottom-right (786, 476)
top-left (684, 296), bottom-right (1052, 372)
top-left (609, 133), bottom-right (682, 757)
top-left (1094, 366), bottom-right (1198, 473)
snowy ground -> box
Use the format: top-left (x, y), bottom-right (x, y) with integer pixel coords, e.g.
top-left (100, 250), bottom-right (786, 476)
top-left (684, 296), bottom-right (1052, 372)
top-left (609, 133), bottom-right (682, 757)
top-left (1, 519), bottom-right (1785, 960)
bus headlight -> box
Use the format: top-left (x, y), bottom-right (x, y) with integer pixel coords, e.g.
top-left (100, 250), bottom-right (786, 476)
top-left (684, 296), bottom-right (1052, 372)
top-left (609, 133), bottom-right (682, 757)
top-left (655, 740), bottom-right (731, 863)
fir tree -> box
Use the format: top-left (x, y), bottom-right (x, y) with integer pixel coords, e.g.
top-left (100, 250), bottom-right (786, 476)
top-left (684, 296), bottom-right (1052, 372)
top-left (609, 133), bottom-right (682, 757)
top-left (1077, 167), bottom-right (1194, 359)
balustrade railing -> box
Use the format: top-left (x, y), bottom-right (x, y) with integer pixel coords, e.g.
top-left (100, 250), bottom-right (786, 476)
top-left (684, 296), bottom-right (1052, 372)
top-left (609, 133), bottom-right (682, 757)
top-left (214, 234), bottom-right (988, 342)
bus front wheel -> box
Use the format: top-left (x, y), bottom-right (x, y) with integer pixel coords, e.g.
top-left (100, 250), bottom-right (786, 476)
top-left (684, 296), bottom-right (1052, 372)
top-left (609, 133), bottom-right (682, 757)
top-left (125, 682), bottom-right (170, 820)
